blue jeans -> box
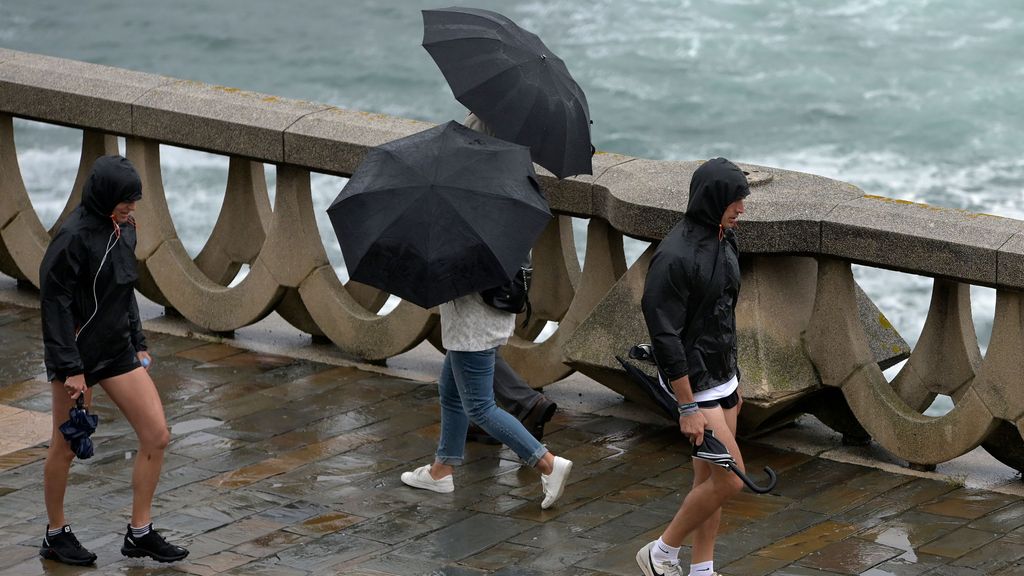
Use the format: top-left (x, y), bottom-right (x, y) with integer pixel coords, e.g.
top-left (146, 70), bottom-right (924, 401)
top-left (436, 348), bottom-right (548, 467)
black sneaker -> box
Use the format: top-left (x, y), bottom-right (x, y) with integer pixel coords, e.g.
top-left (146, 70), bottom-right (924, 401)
top-left (120, 525), bottom-right (189, 562)
top-left (39, 525), bottom-right (97, 566)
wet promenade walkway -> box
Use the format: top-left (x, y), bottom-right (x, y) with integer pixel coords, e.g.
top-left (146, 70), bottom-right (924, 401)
top-left (3, 301), bottom-right (1024, 575)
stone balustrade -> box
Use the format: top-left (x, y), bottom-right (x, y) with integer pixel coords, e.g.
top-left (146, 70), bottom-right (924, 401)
top-left (2, 48), bottom-right (1023, 471)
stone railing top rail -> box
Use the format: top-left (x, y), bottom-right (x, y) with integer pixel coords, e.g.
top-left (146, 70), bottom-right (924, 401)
top-left (2, 48), bottom-right (1022, 289)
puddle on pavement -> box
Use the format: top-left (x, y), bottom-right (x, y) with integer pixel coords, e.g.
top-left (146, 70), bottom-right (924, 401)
top-left (171, 417), bottom-right (225, 435)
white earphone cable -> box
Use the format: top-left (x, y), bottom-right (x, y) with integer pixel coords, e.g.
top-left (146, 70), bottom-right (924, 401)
top-left (75, 229), bottom-right (120, 341)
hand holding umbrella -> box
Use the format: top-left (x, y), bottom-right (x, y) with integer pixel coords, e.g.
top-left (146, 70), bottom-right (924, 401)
top-left (693, 429), bottom-right (777, 494)
top-left (59, 396), bottom-right (99, 460)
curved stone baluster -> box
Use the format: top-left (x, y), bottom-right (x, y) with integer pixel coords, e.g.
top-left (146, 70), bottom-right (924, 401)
top-left (277, 281), bottom-right (392, 339)
top-left (805, 258), bottom-right (996, 464)
top-left (128, 138), bottom-right (286, 331)
top-left (0, 114), bottom-right (50, 285)
top-left (297, 267), bottom-right (437, 360)
top-left (889, 279), bottom-right (981, 412)
top-left (51, 131), bottom-right (120, 235)
top-left (975, 291), bottom-right (1024, 469)
top-left (501, 218), bottom-right (626, 387)
top-left (193, 158), bottom-right (272, 285)
top-left (512, 215), bottom-right (581, 340)
top-left (527, 215), bottom-right (582, 322)
top-left (268, 165), bottom-right (435, 360)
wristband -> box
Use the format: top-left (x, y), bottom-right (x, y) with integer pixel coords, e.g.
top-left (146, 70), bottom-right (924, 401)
top-left (677, 402), bottom-right (699, 416)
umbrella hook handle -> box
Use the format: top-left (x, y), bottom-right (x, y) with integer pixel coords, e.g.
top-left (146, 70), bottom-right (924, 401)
top-left (726, 463), bottom-right (777, 494)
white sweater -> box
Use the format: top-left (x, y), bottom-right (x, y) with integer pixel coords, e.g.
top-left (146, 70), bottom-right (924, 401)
top-left (439, 293), bottom-right (515, 352)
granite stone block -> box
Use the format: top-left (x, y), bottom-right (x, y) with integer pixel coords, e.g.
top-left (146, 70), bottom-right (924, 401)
top-left (0, 48), bottom-right (170, 133)
top-left (133, 80), bottom-right (329, 161)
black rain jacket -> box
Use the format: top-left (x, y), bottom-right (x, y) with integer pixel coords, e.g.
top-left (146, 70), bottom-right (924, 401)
top-left (40, 155), bottom-right (146, 381)
top-left (641, 158), bottom-right (750, 393)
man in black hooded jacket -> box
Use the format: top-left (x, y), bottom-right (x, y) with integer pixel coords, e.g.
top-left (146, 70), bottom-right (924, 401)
top-left (39, 155), bottom-right (188, 566)
top-left (636, 158), bottom-right (749, 576)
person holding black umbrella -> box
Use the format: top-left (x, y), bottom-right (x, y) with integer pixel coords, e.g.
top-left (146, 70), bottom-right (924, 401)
top-left (400, 279), bottom-right (573, 508)
top-left (395, 115), bottom-right (572, 509)
top-left (456, 112), bottom-right (559, 447)
top-left (38, 156), bottom-right (188, 566)
top-left (635, 159), bottom-right (750, 576)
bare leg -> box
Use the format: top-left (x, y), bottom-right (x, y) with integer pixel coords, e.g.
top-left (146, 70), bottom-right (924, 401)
top-left (661, 405), bottom-right (745, 547)
top-left (44, 382), bottom-right (92, 528)
top-left (689, 401), bottom-right (742, 563)
top-left (98, 368), bottom-right (169, 526)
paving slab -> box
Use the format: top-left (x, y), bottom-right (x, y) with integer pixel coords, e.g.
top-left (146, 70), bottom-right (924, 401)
top-left (0, 301), bottom-right (1023, 574)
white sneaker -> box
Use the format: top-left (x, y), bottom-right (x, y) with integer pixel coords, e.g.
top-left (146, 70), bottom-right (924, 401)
top-left (540, 456), bottom-right (573, 509)
top-left (400, 464), bottom-right (454, 493)
top-left (635, 540), bottom-right (681, 576)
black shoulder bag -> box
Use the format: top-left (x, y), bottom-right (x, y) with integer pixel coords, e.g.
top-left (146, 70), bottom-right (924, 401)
top-left (480, 265), bottom-right (533, 325)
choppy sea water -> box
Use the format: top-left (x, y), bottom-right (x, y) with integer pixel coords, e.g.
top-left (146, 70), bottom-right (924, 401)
top-left (3, 0), bottom-right (1022, 413)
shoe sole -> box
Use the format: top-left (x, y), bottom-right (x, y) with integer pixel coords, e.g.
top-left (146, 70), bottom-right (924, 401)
top-left (121, 546), bottom-right (189, 563)
top-left (401, 475), bottom-right (454, 493)
top-left (40, 547), bottom-right (96, 566)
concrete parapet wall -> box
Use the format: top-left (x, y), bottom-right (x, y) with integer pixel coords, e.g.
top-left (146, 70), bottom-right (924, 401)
top-left (3, 48), bottom-right (1024, 472)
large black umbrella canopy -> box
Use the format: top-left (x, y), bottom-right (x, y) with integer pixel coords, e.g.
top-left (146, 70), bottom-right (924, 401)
top-left (422, 6), bottom-right (593, 179)
top-left (327, 120), bottom-right (551, 309)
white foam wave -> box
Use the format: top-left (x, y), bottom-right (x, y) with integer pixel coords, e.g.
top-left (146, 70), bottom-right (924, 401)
top-left (15, 146), bottom-right (80, 228)
top-left (0, 12), bottom-right (29, 42)
top-left (984, 17), bottom-right (1014, 30)
top-left (753, 146), bottom-right (1024, 219)
top-left (158, 145), bottom-right (232, 170)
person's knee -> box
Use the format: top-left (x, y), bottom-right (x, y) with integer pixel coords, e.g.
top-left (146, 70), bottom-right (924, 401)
top-left (718, 472), bottom-right (745, 497)
top-left (140, 426), bottom-right (170, 451)
top-left (48, 439), bottom-right (75, 465)
top-left (464, 399), bottom-right (497, 423)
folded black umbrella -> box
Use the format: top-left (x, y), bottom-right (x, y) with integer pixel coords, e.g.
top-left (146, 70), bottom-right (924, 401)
top-left (422, 6), bottom-right (593, 179)
top-left (59, 396), bottom-right (99, 459)
top-left (327, 121), bottom-right (552, 309)
top-left (693, 429), bottom-right (776, 494)
top-left (615, 355), bottom-right (677, 421)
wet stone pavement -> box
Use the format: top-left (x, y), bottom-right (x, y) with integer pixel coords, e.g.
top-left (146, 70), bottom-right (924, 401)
top-left (3, 302), bottom-right (1024, 575)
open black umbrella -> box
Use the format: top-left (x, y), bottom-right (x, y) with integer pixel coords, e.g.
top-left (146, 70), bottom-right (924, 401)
top-left (693, 430), bottom-right (777, 494)
top-left (422, 6), bottom-right (593, 179)
top-left (59, 396), bottom-right (99, 460)
top-left (327, 120), bottom-right (552, 309)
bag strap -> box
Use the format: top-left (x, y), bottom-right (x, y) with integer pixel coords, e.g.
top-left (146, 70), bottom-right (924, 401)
top-left (519, 266), bottom-right (532, 328)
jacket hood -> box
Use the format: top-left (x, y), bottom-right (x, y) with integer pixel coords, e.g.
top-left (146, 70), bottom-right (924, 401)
top-left (685, 157), bottom-right (749, 227)
top-left (82, 155), bottom-right (142, 218)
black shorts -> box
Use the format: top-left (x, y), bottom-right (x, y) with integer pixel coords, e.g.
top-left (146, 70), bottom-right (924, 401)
top-left (697, 390), bottom-right (740, 410)
top-left (85, 348), bottom-right (142, 387)
top-left (49, 346), bottom-right (142, 387)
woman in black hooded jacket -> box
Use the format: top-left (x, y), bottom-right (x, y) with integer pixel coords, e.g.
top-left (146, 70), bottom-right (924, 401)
top-left (38, 155), bottom-right (188, 566)
top-left (636, 158), bottom-right (750, 576)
